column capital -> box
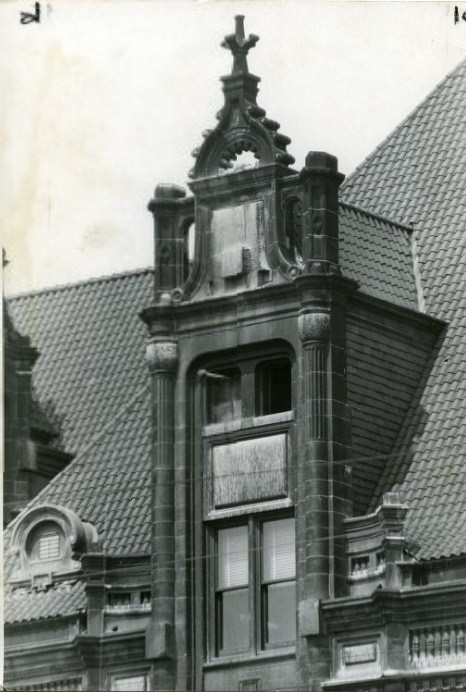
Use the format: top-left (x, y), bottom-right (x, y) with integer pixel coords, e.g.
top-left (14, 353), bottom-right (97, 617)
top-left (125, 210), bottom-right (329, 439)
top-left (145, 339), bottom-right (178, 374)
top-left (298, 311), bottom-right (330, 343)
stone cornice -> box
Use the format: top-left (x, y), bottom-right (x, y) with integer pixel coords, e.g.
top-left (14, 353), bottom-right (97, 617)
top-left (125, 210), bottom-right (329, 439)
top-left (350, 290), bottom-right (446, 334)
top-left (322, 581), bottom-right (466, 632)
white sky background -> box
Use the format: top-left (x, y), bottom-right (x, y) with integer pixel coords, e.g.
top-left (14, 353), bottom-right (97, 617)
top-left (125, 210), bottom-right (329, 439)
top-left (1, 1), bottom-right (465, 294)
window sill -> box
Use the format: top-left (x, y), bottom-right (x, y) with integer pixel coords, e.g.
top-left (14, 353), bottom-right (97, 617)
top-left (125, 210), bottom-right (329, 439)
top-left (203, 410), bottom-right (294, 437)
top-left (204, 646), bottom-right (296, 669)
top-left (206, 497), bottom-right (292, 521)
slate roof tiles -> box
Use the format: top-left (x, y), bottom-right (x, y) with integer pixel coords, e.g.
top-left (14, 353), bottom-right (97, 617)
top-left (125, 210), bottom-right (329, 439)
top-left (342, 57), bottom-right (466, 560)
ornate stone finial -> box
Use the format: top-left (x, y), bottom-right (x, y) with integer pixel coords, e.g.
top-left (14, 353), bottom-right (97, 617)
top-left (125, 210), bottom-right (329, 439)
top-left (189, 16), bottom-right (294, 179)
top-left (221, 15), bottom-right (259, 75)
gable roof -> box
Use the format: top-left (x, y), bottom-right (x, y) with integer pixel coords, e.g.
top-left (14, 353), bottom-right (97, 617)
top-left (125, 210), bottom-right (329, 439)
top-left (341, 58), bottom-right (466, 560)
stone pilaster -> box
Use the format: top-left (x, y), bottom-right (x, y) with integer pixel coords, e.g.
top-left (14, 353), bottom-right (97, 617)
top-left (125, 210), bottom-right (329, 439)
top-left (297, 310), bottom-right (332, 690)
top-left (82, 552), bottom-right (105, 691)
top-left (145, 336), bottom-right (178, 692)
top-left (300, 151), bottom-right (345, 275)
top-left (295, 272), bottom-right (356, 692)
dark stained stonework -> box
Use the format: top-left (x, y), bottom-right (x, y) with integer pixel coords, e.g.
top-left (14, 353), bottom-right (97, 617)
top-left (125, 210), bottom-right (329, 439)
top-left (3, 18), bottom-right (466, 692)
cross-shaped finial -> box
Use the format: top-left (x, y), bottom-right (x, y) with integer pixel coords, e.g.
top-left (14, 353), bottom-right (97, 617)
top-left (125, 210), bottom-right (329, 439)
top-left (221, 16), bottom-right (259, 75)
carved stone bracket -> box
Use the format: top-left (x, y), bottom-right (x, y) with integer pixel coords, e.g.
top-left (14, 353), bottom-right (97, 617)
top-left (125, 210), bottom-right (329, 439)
top-left (298, 311), bottom-right (330, 343)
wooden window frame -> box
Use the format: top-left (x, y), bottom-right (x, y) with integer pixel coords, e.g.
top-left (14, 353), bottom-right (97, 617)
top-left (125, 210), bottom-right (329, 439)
top-left (207, 513), bottom-right (296, 661)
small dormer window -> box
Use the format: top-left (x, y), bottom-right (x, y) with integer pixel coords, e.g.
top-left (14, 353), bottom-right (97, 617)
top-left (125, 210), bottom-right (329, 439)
top-left (10, 504), bottom-right (99, 585)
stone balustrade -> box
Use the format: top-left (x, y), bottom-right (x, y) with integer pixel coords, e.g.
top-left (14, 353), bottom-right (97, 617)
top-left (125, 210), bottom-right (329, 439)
top-left (410, 625), bottom-right (466, 669)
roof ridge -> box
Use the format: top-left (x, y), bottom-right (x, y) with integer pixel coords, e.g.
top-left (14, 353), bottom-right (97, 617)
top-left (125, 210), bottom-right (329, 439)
top-left (341, 55), bottom-right (466, 192)
top-left (339, 201), bottom-right (413, 233)
top-left (6, 266), bottom-right (154, 301)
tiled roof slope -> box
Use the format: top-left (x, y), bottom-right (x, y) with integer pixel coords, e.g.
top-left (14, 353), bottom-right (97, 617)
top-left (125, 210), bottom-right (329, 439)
top-left (4, 387), bottom-right (151, 623)
top-left (24, 385), bottom-right (152, 555)
top-left (4, 271), bottom-right (153, 624)
top-left (8, 269), bottom-right (154, 455)
top-left (5, 580), bottom-right (86, 624)
top-left (339, 203), bottom-right (418, 310)
top-left (6, 269), bottom-right (154, 556)
top-left (341, 58), bottom-right (466, 560)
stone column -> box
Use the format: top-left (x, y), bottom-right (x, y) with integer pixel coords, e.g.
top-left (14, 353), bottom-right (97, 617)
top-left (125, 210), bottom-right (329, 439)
top-left (145, 337), bottom-right (178, 691)
top-left (148, 184), bottom-right (194, 304)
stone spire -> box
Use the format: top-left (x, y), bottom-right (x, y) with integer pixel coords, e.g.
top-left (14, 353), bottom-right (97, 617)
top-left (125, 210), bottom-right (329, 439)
top-left (190, 16), bottom-right (294, 179)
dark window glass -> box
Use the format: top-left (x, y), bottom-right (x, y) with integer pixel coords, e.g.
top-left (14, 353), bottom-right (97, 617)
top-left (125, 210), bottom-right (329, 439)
top-left (206, 368), bottom-right (241, 423)
top-left (218, 587), bottom-right (250, 653)
top-left (261, 518), bottom-right (296, 646)
top-left (256, 359), bottom-right (292, 415)
top-left (264, 581), bottom-right (296, 645)
top-left (216, 525), bottom-right (249, 654)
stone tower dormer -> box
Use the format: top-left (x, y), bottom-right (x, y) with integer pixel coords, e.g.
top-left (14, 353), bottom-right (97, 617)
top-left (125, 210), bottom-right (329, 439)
top-left (142, 17), bottom-right (355, 692)
top-left (148, 16), bottom-right (344, 307)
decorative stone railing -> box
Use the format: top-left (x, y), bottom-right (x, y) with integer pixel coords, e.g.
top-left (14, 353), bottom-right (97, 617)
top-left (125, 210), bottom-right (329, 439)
top-left (407, 676), bottom-right (466, 692)
top-left (348, 552), bottom-right (386, 582)
top-left (410, 625), bottom-right (466, 669)
top-left (104, 601), bottom-right (151, 613)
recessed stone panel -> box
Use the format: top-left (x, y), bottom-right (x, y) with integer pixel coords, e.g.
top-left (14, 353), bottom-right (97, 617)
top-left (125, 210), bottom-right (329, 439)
top-left (212, 434), bottom-right (287, 508)
top-left (211, 201), bottom-right (266, 279)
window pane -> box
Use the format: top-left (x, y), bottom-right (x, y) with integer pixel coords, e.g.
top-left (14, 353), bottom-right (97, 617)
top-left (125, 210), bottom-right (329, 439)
top-left (263, 518), bottom-right (295, 582)
top-left (39, 532), bottom-right (60, 560)
top-left (219, 588), bottom-right (249, 654)
top-left (218, 526), bottom-right (248, 589)
top-left (256, 359), bottom-right (291, 415)
top-left (207, 368), bottom-right (241, 423)
top-left (265, 581), bottom-right (296, 645)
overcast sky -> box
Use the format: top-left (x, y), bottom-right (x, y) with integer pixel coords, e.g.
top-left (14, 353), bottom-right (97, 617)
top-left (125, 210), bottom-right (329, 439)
top-left (1, 1), bottom-right (465, 294)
